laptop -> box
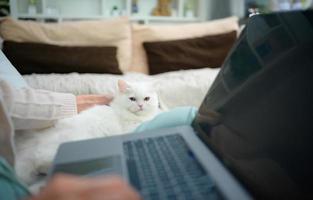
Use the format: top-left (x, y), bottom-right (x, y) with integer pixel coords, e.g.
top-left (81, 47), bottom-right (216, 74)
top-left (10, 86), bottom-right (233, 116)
top-left (50, 11), bottom-right (313, 199)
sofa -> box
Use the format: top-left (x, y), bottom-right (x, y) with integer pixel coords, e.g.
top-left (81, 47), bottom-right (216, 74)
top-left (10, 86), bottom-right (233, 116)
top-left (0, 16), bottom-right (239, 187)
top-left (0, 16), bottom-right (239, 109)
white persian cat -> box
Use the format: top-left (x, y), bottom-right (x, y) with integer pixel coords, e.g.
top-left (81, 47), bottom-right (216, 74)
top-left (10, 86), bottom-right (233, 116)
top-left (15, 80), bottom-right (161, 184)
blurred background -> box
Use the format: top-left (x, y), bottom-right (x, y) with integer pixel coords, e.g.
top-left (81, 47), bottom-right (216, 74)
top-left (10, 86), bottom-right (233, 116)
top-left (0, 0), bottom-right (9, 16)
top-left (1, 0), bottom-right (313, 23)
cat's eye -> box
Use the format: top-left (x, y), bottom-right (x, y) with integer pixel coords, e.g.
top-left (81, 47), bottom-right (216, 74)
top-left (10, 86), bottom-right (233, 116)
top-left (144, 97), bottom-right (150, 101)
top-left (129, 97), bottom-right (136, 101)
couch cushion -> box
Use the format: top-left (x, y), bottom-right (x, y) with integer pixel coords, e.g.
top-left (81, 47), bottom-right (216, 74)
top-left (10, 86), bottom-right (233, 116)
top-left (0, 17), bottom-right (131, 73)
top-left (130, 16), bottom-right (239, 74)
top-left (3, 41), bottom-right (121, 75)
top-left (144, 31), bottom-right (237, 74)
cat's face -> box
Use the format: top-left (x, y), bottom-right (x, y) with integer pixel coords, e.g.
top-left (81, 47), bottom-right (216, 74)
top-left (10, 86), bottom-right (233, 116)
top-left (116, 80), bottom-right (159, 116)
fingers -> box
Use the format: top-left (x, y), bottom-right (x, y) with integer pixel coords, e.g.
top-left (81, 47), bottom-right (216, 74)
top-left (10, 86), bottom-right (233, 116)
top-left (76, 95), bottom-right (113, 113)
top-left (91, 95), bottom-right (113, 105)
top-left (31, 174), bottom-right (85, 200)
top-left (79, 176), bottom-right (141, 200)
top-left (77, 95), bottom-right (113, 105)
top-left (31, 174), bottom-right (141, 200)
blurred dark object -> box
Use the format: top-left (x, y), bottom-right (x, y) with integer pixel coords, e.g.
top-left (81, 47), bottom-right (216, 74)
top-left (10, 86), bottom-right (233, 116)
top-left (245, 0), bottom-right (268, 18)
top-left (0, 0), bottom-right (9, 17)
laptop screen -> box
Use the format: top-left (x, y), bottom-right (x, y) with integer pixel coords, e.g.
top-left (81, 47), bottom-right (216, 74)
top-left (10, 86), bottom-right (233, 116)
top-left (192, 10), bottom-right (313, 199)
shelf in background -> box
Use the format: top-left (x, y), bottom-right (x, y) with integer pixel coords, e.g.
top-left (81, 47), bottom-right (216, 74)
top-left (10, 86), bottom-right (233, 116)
top-left (17, 14), bottom-right (200, 23)
top-left (10, 0), bottom-right (206, 24)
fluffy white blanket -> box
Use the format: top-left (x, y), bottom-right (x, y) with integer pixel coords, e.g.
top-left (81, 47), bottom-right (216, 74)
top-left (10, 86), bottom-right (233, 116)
top-left (23, 68), bottom-right (220, 109)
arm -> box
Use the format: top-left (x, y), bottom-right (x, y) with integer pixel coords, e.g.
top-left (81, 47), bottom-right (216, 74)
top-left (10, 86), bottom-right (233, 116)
top-left (30, 175), bottom-right (141, 200)
top-left (8, 87), bottom-right (77, 130)
top-left (0, 159), bottom-right (140, 200)
top-left (0, 80), bottom-right (112, 130)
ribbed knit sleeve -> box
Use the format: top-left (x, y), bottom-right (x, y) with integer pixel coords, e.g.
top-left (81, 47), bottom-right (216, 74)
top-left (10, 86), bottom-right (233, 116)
top-left (0, 80), bottom-right (77, 130)
top-left (11, 88), bottom-right (77, 120)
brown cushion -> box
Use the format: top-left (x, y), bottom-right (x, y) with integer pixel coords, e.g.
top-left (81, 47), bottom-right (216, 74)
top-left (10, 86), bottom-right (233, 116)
top-left (130, 16), bottom-right (239, 74)
top-left (2, 41), bottom-right (122, 75)
top-left (143, 31), bottom-right (237, 75)
top-left (0, 17), bottom-right (131, 73)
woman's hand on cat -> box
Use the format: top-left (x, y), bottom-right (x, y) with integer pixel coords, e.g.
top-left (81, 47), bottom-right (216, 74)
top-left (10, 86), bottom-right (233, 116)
top-left (76, 95), bottom-right (113, 113)
top-left (30, 174), bottom-right (141, 200)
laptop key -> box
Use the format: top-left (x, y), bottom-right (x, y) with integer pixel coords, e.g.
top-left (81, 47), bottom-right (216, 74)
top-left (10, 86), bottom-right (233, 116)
top-left (125, 159), bottom-right (141, 190)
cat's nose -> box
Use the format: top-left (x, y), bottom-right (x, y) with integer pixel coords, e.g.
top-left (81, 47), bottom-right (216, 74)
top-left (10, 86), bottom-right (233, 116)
top-left (138, 104), bottom-right (143, 108)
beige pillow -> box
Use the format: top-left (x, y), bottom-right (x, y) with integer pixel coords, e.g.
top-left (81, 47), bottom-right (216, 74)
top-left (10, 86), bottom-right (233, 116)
top-left (0, 17), bottom-right (131, 72)
top-left (130, 16), bottom-right (239, 74)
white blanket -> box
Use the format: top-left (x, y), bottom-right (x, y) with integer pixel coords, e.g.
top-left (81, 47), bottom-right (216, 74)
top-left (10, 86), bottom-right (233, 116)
top-left (23, 68), bottom-right (220, 109)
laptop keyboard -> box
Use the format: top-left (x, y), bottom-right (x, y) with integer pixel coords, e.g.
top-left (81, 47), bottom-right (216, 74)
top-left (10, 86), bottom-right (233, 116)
top-left (123, 134), bottom-right (222, 200)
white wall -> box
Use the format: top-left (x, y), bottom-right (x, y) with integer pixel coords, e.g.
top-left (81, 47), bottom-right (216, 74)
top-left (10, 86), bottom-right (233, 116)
top-left (207, 0), bottom-right (245, 20)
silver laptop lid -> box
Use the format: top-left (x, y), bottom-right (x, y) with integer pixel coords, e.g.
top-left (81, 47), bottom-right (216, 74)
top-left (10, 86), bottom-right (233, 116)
top-left (192, 10), bottom-right (313, 199)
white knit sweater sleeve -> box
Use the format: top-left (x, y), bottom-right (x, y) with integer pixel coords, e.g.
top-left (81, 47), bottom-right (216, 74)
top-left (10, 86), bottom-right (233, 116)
top-left (0, 79), bottom-right (77, 130)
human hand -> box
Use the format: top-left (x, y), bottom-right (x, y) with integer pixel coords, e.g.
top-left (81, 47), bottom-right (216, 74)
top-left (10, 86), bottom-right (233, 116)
top-left (76, 94), bottom-right (113, 113)
top-left (30, 174), bottom-right (141, 200)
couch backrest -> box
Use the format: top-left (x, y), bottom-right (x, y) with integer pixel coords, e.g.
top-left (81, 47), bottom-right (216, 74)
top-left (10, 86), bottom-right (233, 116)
top-left (0, 17), bottom-right (239, 75)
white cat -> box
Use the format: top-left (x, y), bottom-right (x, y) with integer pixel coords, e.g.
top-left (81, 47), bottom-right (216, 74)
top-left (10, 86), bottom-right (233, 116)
top-left (15, 80), bottom-right (161, 185)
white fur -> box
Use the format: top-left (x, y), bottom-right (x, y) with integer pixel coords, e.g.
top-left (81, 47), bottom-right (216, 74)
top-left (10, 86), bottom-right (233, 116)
top-left (15, 80), bottom-right (161, 185)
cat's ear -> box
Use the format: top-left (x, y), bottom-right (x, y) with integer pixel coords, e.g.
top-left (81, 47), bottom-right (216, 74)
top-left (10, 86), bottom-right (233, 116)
top-left (118, 79), bottom-right (131, 93)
